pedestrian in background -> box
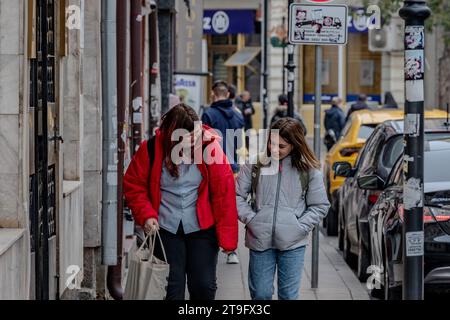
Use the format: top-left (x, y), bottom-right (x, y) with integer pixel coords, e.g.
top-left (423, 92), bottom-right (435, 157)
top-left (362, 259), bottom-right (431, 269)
top-left (202, 80), bottom-right (245, 175)
top-left (346, 94), bottom-right (369, 121)
top-left (236, 91), bottom-right (255, 131)
top-left (202, 81), bottom-right (244, 265)
top-left (382, 91), bottom-right (399, 109)
top-left (236, 91), bottom-right (255, 150)
top-left (236, 118), bottom-right (330, 300)
top-left (228, 84), bottom-right (243, 116)
top-left (324, 97), bottom-right (346, 151)
top-left (271, 94), bottom-right (308, 136)
top-left (124, 104), bottom-right (239, 300)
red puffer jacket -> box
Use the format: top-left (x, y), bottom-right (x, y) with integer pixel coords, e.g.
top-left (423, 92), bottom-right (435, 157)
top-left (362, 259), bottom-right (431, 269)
top-left (123, 126), bottom-right (238, 252)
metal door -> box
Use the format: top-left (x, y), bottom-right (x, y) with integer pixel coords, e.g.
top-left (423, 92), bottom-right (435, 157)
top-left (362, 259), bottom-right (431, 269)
top-left (29, 0), bottom-right (59, 300)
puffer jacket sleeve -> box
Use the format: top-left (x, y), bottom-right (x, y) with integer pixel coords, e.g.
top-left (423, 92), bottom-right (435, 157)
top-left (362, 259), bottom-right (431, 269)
top-left (298, 169), bottom-right (330, 233)
top-left (207, 141), bottom-right (239, 252)
top-left (123, 141), bottom-right (158, 227)
top-left (235, 163), bottom-right (256, 225)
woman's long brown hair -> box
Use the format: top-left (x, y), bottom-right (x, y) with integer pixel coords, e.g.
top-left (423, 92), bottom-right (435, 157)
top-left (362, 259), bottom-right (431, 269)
top-left (269, 118), bottom-right (321, 171)
top-left (159, 104), bottom-right (200, 178)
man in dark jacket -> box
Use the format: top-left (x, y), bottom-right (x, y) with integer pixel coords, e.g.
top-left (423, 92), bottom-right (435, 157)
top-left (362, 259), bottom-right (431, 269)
top-left (236, 91), bottom-right (255, 131)
top-left (346, 94), bottom-right (369, 121)
top-left (324, 97), bottom-right (346, 151)
top-left (271, 94), bottom-right (308, 136)
top-left (325, 97), bottom-right (346, 138)
top-left (202, 80), bottom-right (245, 174)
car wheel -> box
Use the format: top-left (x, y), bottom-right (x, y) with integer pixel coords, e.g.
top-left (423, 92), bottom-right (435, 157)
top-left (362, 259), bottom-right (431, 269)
top-left (343, 225), bottom-right (357, 269)
top-left (326, 194), bottom-right (339, 236)
top-left (383, 241), bottom-right (402, 300)
top-left (357, 235), bottom-right (370, 282)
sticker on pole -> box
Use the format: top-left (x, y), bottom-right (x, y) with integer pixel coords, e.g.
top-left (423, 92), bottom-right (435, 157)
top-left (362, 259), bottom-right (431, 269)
top-left (288, 3), bottom-right (348, 45)
top-left (406, 231), bottom-right (424, 257)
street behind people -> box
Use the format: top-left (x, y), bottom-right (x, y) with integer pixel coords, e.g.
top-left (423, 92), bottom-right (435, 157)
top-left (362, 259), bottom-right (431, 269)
top-left (271, 94), bottom-right (308, 136)
top-left (235, 118), bottom-right (330, 300)
top-left (123, 104), bottom-right (239, 300)
top-left (324, 97), bottom-right (346, 151)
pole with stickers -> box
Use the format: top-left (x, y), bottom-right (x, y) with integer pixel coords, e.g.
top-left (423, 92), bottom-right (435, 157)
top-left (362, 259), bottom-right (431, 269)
top-left (399, 0), bottom-right (431, 300)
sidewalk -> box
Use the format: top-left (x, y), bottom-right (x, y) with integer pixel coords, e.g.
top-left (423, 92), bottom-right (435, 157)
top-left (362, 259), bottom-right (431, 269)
top-left (216, 224), bottom-right (370, 300)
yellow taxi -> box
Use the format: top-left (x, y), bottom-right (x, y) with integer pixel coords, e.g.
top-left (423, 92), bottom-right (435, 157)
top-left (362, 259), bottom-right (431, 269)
top-left (324, 108), bottom-right (449, 197)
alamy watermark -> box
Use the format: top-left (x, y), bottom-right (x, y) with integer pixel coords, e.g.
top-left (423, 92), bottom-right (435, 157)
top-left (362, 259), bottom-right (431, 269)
top-left (366, 265), bottom-right (384, 290)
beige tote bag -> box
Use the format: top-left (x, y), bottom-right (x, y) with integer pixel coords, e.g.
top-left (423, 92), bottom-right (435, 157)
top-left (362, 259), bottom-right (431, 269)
top-left (124, 230), bottom-right (170, 300)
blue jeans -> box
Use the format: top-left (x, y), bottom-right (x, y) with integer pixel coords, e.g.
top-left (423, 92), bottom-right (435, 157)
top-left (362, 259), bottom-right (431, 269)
top-left (249, 246), bottom-right (306, 300)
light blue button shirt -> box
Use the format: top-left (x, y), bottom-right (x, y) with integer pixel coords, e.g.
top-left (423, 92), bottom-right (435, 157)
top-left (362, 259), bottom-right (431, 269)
top-left (158, 163), bottom-right (203, 235)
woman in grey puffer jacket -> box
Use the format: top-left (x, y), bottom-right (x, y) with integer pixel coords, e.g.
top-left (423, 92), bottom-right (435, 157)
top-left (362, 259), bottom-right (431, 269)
top-left (236, 118), bottom-right (330, 300)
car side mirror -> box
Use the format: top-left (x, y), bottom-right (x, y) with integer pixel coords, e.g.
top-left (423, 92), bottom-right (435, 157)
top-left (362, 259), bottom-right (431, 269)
top-left (334, 162), bottom-right (353, 178)
top-left (357, 175), bottom-right (385, 190)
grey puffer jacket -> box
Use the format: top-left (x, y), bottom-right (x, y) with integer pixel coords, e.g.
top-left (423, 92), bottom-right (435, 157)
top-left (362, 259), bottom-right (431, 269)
top-left (236, 156), bottom-right (330, 252)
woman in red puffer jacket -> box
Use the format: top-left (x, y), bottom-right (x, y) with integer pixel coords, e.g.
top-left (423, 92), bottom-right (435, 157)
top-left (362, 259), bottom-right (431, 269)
top-left (123, 104), bottom-right (238, 301)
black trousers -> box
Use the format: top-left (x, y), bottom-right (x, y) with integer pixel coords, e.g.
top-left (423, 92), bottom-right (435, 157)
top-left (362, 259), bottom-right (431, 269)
top-left (153, 224), bottom-right (219, 300)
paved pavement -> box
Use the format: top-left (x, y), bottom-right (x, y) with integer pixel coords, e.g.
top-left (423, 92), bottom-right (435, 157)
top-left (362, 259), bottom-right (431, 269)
top-left (216, 224), bottom-right (370, 300)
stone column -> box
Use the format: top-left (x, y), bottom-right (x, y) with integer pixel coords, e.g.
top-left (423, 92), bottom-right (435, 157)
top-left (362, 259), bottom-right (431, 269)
top-left (81, 0), bottom-right (105, 299)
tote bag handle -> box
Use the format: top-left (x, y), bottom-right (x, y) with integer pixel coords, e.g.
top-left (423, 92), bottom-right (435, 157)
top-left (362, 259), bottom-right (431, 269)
top-left (138, 230), bottom-right (168, 263)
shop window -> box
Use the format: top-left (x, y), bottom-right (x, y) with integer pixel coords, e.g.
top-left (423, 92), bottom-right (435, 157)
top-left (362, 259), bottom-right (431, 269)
top-left (347, 33), bottom-right (381, 103)
top-left (303, 32), bottom-right (382, 104)
top-left (303, 45), bottom-right (339, 103)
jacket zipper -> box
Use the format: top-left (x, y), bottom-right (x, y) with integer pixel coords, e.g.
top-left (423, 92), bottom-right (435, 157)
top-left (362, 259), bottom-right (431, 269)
top-left (271, 163), bottom-right (283, 246)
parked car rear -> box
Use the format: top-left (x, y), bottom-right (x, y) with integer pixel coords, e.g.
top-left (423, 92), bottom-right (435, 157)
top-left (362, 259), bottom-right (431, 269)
top-left (367, 132), bottom-right (450, 299)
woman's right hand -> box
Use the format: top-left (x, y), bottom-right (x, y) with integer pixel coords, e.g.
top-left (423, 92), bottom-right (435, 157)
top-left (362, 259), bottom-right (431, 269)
top-left (144, 218), bottom-right (160, 234)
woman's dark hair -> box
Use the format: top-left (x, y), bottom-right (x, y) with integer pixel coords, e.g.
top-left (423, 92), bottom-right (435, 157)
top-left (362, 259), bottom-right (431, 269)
top-left (269, 118), bottom-right (320, 171)
top-left (159, 104), bottom-right (200, 178)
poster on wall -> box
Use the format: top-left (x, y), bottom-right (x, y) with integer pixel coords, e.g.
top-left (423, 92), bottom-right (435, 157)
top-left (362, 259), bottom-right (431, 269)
top-left (175, 75), bottom-right (203, 115)
top-left (360, 60), bottom-right (374, 86)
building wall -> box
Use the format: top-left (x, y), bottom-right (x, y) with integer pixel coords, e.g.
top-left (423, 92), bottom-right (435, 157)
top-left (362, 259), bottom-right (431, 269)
top-left (0, 0), bottom-right (31, 299)
top-left (267, 0), bottom-right (290, 116)
top-left (381, 52), bottom-right (405, 107)
top-left (0, 230), bottom-right (28, 300)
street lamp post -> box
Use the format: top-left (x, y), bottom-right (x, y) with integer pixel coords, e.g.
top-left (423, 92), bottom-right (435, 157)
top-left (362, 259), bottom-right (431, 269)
top-left (399, 0), bottom-right (431, 300)
top-left (286, 0), bottom-right (296, 118)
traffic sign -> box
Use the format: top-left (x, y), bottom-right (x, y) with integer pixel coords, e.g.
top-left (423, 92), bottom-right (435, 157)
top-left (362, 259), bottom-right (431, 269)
top-left (288, 3), bottom-right (348, 45)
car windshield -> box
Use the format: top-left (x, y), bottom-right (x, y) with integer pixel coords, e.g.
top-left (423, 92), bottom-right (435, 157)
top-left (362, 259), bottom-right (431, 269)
top-left (393, 118), bottom-right (450, 132)
top-left (358, 124), bottom-right (377, 139)
top-left (386, 133), bottom-right (450, 187)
